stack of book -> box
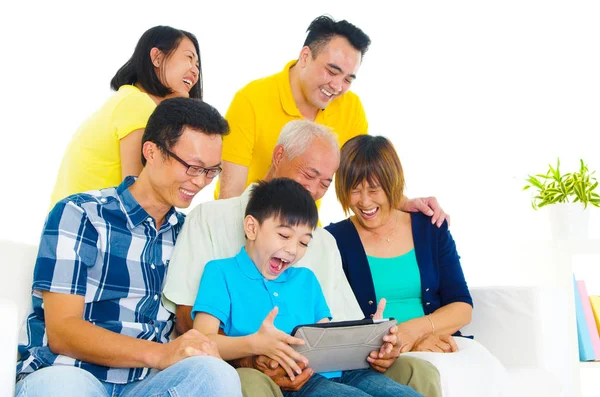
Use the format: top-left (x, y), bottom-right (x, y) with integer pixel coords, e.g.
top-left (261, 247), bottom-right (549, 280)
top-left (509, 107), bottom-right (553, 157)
top-left (574, 275), bottom-right (600, 361)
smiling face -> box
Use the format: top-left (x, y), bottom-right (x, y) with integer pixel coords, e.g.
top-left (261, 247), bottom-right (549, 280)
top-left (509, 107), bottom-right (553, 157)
top-left (296, 35), bottom-right (362, 111)
top-left (152, 36), bottom-right (200, 98)
top-left (146, 127), bottom-right (222, 208)
top-left (244, 216), bottom-right (313, 280)
top-left (349, 179), bottom-right (394, 230)
top-left (272, 137), bottom-right (339, 201)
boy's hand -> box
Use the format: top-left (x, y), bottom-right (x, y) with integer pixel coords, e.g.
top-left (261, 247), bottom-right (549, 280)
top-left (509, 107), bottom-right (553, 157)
top-left (253, 355), bottom-right (314, 391)
top-left (250, 307), bottom-right (309, 380)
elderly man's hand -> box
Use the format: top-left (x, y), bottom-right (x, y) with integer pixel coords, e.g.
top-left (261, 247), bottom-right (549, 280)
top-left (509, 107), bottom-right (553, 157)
top-left (401, 196), bottom-right (449, 228)
top-left (251, 355), bottom-right (313, 391)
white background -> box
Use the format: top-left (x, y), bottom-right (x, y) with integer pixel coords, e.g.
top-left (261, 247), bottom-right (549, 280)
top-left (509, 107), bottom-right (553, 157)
top-left (1, 0), bottom-right (600, 289)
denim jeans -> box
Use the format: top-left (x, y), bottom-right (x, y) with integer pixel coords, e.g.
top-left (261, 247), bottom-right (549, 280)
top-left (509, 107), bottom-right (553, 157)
top-left (15, 356), bottom-right (242, 397)
top-left (282, 368), bottom-right (423, 397)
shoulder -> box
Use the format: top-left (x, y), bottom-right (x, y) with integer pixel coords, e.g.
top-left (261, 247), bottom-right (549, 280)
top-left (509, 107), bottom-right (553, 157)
top-left (410, 212), bottom-right (450, 239)
top-left (184, 195), bottom-right (243, 227)
top-left (46, 189), bottom-right (121, 235)
top-left (324, 219), bottom-right (353, 240)
top-left (54, 186), bottom-right (119, 215)
top-left (112, 85), bottom-right (155, 112)
top-left (286, 266), bottom-right (319, 284)
top-left (312, 225), bottom-right (342, 248)
top-left (234, 71), bottom-right (279, 99)
top-left (204, 256), bottom-right (235, 274)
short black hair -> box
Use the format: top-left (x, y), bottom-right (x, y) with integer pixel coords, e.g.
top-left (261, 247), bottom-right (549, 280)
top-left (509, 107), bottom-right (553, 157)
top-left (111, 25), bottom-right (203, 99)
top-left (141, 97), bottom-right (229, 165)
top-left (246, 178), bottom-right (318, 230)
top-left (303, 15), bottom-right (371, 58)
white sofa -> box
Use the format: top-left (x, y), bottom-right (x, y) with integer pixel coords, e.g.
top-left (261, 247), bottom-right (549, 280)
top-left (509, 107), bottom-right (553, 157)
top-left (0, 239), bottom-right (578, 397)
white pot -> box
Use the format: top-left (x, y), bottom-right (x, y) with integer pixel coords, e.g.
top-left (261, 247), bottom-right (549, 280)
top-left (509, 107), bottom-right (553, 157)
top-left (544, 202), bottom-right (591, 240)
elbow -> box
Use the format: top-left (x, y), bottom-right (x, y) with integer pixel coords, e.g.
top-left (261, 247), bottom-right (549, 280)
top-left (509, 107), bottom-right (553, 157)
top-left (46, 329), bottom-right (69, 356)
top-left (462, 303), bottom-right (473, 326)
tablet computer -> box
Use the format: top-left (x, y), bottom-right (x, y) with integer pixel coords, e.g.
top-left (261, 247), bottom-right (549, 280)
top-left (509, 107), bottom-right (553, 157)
top-left (291, 318), bottom-right (397, 373)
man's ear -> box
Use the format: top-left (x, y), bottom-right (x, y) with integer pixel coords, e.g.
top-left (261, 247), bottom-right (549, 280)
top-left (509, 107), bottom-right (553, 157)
top-left (271, 145), bottom-right (285, 173)
top-left (142, 141), bottom-right (160, 165)
top-left (297, 46), bottom-right (311, 67)
top-left (244, 215), bottom-right (259, 241)
top-left (150, 47), bottom-right (163, 68)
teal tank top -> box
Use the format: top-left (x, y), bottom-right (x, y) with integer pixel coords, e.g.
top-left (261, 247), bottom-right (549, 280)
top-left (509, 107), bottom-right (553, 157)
top-left (366, 249), bottom-right (425, 323)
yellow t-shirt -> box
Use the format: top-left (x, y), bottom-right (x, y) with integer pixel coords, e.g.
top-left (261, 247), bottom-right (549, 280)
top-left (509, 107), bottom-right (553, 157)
top-left (50, 85), bottom-right (156, 207)
top-left (217, 60), bottom-right (368, 198)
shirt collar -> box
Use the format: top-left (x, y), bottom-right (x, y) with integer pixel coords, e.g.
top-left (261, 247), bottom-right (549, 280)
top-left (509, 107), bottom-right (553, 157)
top-left (277, 60), bottom-right (302, 117)
top-left (235, 247), bottom-right (289, 283)
top-left (116, 176), bottom-right (181, 230)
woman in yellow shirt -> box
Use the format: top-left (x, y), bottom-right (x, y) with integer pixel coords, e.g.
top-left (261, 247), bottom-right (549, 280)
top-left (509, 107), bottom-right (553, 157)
top-left (50, 25), bottom-right (202, 207)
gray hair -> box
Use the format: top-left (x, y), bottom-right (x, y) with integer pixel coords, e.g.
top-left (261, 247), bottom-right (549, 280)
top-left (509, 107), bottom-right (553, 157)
top-left (275, 119), bottom-right (339, 160)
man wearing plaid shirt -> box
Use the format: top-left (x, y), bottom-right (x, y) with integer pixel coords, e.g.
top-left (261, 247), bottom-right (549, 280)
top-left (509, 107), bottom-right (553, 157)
top-left (16, 98), bottom-right (242, 397)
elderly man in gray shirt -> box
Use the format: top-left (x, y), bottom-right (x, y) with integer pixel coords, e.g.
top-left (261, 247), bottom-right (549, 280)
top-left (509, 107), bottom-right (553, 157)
top-left (163, 119), bottom-right (442, 397)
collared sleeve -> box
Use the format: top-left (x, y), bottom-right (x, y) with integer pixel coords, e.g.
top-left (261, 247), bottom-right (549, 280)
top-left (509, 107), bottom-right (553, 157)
top-left (162, 208), bottom-right (214, 312)
top-left (33, 201), bottom-right (98, 296)
top-left (437, 221), bottom-right (473, 307)
top-left (191, 261), bottom-right (231, 328)
top-left (320, 230), bottom-right (364, 321)
top-left (222, 90), bottom-right (256, 167)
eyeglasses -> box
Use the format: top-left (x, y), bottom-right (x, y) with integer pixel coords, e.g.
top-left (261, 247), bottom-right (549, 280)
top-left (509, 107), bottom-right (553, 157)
top-left (165, 149), bottom-right (222, 178)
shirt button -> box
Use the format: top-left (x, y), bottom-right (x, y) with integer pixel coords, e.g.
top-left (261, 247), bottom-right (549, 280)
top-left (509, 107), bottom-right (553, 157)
top-left (425, 288), bottom-right (430, 292)
top-left (147, 217), bottom-right (153, 223)
top-left (100, 198), bottom-right (107, 203)
top-left (426, 302), bottom-right (431, 306)
top-left (151, 264), bottom-right (156, 269)
top-left (368, 300), bottom-right (373, 305)
top-left (153, 295), bottom-right (158, 301)
top-left (370, 314), bottom-right (374, 318)
top-left (273, 292), bottom-right (279, 297)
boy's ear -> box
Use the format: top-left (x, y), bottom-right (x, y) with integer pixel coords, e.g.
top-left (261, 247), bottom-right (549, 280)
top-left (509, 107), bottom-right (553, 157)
top-left (244, 215), bottom-right (258, 241)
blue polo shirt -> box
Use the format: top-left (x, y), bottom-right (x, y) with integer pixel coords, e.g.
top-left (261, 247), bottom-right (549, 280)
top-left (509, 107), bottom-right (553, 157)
top-left (192, 247), bottom-right (331, 336)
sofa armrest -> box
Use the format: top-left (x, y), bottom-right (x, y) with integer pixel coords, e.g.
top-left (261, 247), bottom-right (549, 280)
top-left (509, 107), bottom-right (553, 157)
top-left (462, 286), bottom-right (545, 369)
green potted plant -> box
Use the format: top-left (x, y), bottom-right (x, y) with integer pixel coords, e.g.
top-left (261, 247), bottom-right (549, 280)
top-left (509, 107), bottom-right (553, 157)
top-left (523, 158), bottom-right (599, 239)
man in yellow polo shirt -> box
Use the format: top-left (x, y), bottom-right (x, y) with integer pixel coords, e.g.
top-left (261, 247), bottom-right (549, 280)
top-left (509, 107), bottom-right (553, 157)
top-left (217, 15), bottom-right (368, 200)
top-left (218, 14), bottom-right (448, 225)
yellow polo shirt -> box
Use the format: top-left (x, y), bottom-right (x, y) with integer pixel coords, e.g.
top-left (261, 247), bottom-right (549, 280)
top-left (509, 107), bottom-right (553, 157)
top-left (50, 85), bottom-right (156, 208)
top-left (217, 60), bottom-right (368, 198)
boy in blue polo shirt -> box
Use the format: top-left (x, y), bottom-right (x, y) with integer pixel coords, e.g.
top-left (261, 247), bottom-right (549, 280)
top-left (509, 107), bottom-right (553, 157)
top-left (192, 178), bottom-right (422, 397)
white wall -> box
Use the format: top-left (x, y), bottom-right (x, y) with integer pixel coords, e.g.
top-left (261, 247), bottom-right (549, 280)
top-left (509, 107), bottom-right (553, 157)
top-left (2, 0), bottom-right (600, 289)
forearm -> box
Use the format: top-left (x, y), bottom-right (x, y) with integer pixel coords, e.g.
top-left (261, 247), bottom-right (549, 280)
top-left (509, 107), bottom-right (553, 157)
top-left (218, 161), bottom-right (248, 199)
top-left (429, 302), bottom-right (472, 335)
top-left (399, 302), bottom-right (471, 339)
top-left (47, 317), bottom-right (162, 369)
top-left (205, 333), bottom-right (255, 361)
top-left (175, 305), bottom-right (194, 335)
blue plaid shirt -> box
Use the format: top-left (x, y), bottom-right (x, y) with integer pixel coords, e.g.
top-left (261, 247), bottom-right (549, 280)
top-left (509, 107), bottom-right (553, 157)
top-left (17, 177), bottom-right (185, 384)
